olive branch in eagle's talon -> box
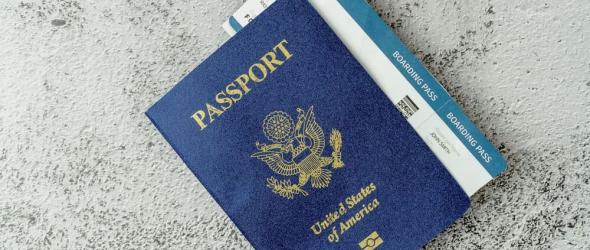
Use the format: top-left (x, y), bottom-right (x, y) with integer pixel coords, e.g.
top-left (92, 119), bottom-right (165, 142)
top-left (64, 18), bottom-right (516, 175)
top-left (266, 177), bottom-right (308, 199)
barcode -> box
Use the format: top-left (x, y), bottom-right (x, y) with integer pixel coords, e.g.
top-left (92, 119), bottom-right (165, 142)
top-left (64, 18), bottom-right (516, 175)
top-left (395, 95), bottom-right (419, 119)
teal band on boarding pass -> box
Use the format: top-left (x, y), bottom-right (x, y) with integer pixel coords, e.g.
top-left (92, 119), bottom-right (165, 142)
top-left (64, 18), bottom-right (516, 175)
top-left (229, 16), bottom-right (243, 33)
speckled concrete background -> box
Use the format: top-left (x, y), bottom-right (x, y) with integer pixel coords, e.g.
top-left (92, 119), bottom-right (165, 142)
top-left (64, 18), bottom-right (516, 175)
top-left (0, 0), bottom-right (588, 249)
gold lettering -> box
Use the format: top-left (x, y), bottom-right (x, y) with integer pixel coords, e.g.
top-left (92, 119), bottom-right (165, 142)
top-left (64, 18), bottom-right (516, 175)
top-left (260, 51), bottom-right (284, 73)
top-left (191, 110), bottom-right (208, 130)
top-left (273, 39), bottom-right (293, 60)
top-left (190, 38), bottom-right (293, 130)
top-left (215, 91), bottom-right (233, 111)
top-left (225, 82), bottom-right (243, 102)
top-left (235, 74), bottom-right (251, 93)
top-left (248, 63), bottom-right (268, 82)
top-left (310, 222), bottom-right (323, 235)
top-left (206, 103), bottom-right (224, 122)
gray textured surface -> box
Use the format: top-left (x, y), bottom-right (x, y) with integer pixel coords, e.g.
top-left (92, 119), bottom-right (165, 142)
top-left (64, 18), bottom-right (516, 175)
top-left (0, 0), bottom-right (588, 249)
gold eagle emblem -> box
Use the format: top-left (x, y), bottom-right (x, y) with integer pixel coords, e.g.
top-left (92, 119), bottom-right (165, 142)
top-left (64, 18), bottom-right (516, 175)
top-left (251, 106), bottom-right (344, 199)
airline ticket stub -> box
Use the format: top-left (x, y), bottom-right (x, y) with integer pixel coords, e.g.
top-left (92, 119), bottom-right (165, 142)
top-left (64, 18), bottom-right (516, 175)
top-left (222, 0), bottom-right (276, 36)
top-left (222, 0), bottom-right (506, 196)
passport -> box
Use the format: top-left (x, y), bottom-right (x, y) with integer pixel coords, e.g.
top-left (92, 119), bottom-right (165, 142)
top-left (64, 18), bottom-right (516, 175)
top-left (147, 0), bottom-right (470, 249)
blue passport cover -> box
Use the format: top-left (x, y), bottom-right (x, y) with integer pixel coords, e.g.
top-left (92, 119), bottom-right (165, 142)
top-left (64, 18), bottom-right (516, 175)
top-left (146, 0), bottom-right (469, 249)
